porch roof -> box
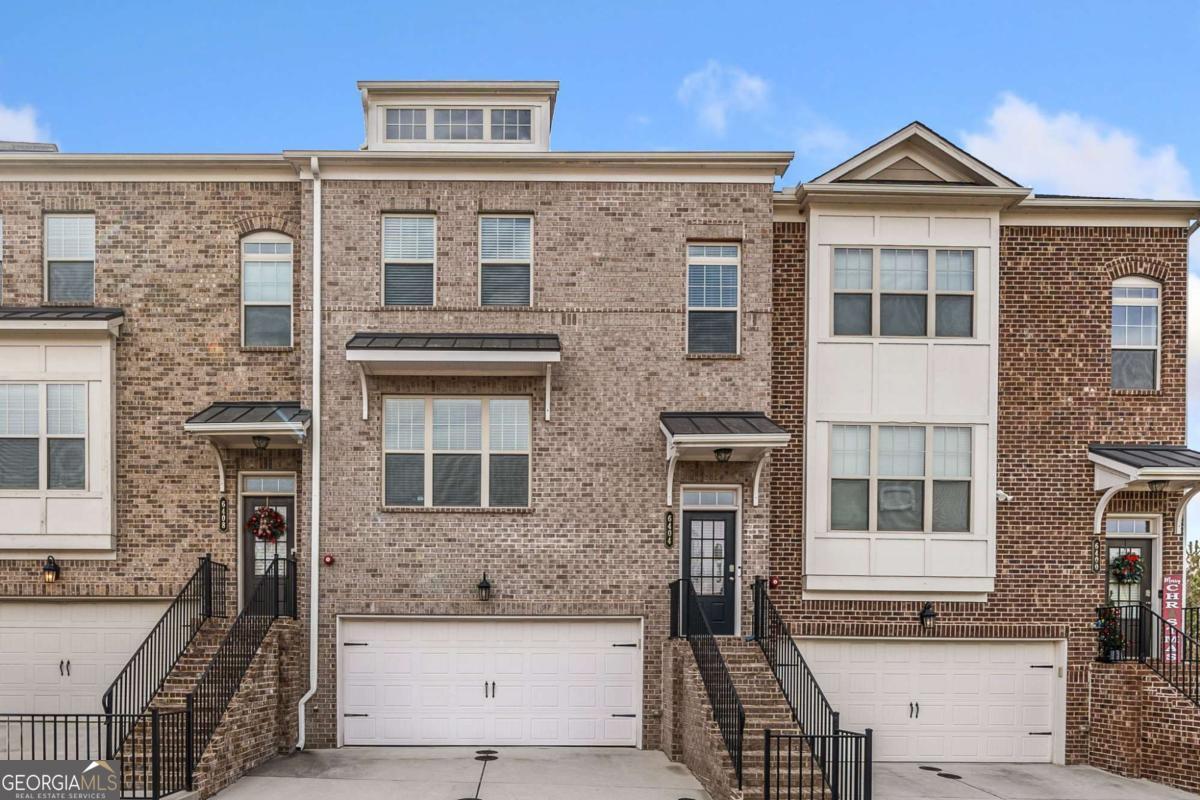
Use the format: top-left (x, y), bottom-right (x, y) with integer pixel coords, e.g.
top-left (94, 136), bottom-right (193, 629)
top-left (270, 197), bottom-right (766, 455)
top-left (183, 402), bottom-right (310, 449)
top-left (0, 306), bottom-right (125, 335)
top-left (1088, 444), bottom-right (1200, 537)
top-left (659, 412), bottom-right (792, 508)
top-left (345, 332), bottom-right (561, 376)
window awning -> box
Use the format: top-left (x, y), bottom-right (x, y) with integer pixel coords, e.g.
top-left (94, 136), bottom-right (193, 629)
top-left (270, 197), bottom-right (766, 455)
top-left (660, 412), bottom-right (792, 507)
top-left (345, 332), bottom-right (562, 421)
top-left (184, 402), bottom-right (311, 448)
top-left (0, 306), bottom-right (125, 335)
top-left (1088, 444), bottom-right (1200, 535)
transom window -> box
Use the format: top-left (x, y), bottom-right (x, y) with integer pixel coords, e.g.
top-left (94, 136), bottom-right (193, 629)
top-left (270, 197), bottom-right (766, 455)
top-left (382, 106), bottom-right (535, 143)
top-left (1112, 276), bottom-right (1159, 390)
top-left (0, 383), bottom-right (87, 491)
top-left (687, 244), bottom-right (740, 354)
top-left (383, 215), bottom-right (435, 306)
top-left (241, 233), bottom-right (294, 347)
top-left (833, 247), bottom-right (975, 338)
top-left (682, 489), bottom-right (738, 507)
top-left (383, 396), bottom-right (530, 508)
top-left (480, 216), bottom-right (532, 306)
top-left (45, 214), bottom-right (95, 304)
top-left (830, 423), bottom-right (972, 532)
top-left (385, 108), bottom-right (426, 140)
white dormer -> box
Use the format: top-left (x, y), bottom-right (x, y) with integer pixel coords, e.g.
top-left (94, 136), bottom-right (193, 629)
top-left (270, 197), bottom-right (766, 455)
top-left (358, 81), bottom-right (558, 152)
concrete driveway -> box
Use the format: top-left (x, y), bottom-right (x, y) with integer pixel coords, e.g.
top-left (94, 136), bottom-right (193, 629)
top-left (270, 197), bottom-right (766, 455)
top-left (214, 747), bottom-right (712, 800)
top-left (875, 762), bottom-right (1200, 800)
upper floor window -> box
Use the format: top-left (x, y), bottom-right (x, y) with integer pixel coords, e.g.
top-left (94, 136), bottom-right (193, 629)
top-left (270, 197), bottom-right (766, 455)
top-left (382, 106), bottom-right (535, 143)
top-left (833, 247), bottom-right (975, 338)
top-left (491, 109), bottom-right (532, 141)
top-left (241, 233), bottom-right (293, 347)
top-left (0, 382), bottom-right (87, 491)
top-left (0, 215), bottom-right (5, 301)
top-left (383, 396), bottom-right (530, 508)
top-left (480, 216), bottom-right (532, 306)
top-left (435, 108), bottom-right (484, 140)
top-left (383, 215), bottom-right (435, 306)
top-left (830, 423), bottom-right (972, 533)
top-left (45, 214), bottom-right (95, 304)
top-left (1112, 276), bottom-right (1159, 390)
top-left (687, 244), bottom-right (740, 354)
top-left (385, 108), bottom-right (426, 140)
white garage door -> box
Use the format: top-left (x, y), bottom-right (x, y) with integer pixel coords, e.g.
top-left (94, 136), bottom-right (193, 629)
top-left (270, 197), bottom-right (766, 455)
top-left (799, 639), bottom-right (1058, 762)
top-left (0, 600), bottom-right (169, 714)
top-left (340, 617), bottom-right (642, 746)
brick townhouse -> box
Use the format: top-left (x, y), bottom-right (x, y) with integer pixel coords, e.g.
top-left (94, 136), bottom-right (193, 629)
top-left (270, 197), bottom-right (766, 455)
top-left (0, 81), bottom-right (1198, 799)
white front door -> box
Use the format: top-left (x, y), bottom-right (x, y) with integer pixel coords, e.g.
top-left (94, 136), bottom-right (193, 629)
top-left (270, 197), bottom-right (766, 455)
top-left (0, 600), bottom-right (169, 713)
top-left (800, 639), bottom-right (1058, 762)
top-left (339, 617), bottom-right (642, 746)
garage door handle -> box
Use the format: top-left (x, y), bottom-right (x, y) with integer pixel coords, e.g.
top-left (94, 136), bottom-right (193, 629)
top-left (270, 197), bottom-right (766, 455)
top-left (611, 714), bottom-right (637, 718)
top-left (612, 643), bottom-right (638, 648)
top-left (1029, 731), bottom-right (1052, 736)
top-left (343, 713), bottom-right (369, 718)
top-left (59, 660), bottom-right (64, 677)
top-left (908, 702), bottom-right (913, 718)
top-left (65, 661), bottom-right (70, 677)
top-left (915, 702), bottom-right (919, 718)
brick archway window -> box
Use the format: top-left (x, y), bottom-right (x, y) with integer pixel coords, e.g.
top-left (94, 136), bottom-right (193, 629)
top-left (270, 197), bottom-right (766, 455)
top-left (1111, 275), bottom-right (1160, 390)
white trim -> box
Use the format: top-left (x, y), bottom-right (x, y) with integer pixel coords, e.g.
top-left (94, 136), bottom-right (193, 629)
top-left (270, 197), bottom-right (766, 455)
top-left (478, 214), bottom-right (534, 308)
top-left (685, 242), bottom-right (741, 355)
top-left (381, 213), bottom-right (436, 307)
top-left (679, 483), bottom-right (743, 637)
top-left (43, 213), bottom-right (96, 305)
top-left (240, 231), bottom-right (294, 349)
top-left (1111, 275), bottom-right (1161, 391)
top-left (348, 349), bottom-right (561, 365)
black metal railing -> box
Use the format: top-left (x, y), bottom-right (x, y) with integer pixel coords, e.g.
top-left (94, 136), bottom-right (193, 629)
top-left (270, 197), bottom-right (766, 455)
top-left (0, 710), bottom-right (191, 799)
top-left (753, 578), bottom-right (872, 800)
top-left (1185, 607), bottom-right (1200, 641)
top-left (1097, 603), bottom-right (1200, 706)
top-left (764, 729), bottom-right (873, 800)
top-left (187, 555), bottom-right (292, 766)
top-left (102, 555), bottom-right (228, 748)
top-left (669, 578), bottom-right (745, 789)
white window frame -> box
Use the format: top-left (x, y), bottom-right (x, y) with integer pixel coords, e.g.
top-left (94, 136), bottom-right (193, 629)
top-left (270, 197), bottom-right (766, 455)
top-left (240, 231), bottom-right (294, 348)
top-left (478, 215), bottom-right (534, 307)
top-left (380, 105), bottom-right (536, 143)
top-left (828, 423), bottom-right (973, 533)
top-left (831, 246), bottom-right (977, 339)
top-left (381, 214), bottom-right (437, 307)
top-left (1111, 275), bottom-right (1161, 390)
top-left (0, 382), bottom-right (89, 494)
top-left (685, 242), bottom-right (742, 355)
top-left (381, 395), bottom-right (532, 509)
top-left (44, 213), bottom-right (96, 304)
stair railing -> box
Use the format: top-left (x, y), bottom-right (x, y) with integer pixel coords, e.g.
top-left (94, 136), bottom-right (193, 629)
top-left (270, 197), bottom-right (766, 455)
top-left (102, 554), bottom-right (228, 747)
top-left (187, 555), bottom-right (294, 766)
top-left (669, 578), bottom-right (746, 789)
top-left (1097, 602), bottom-right (1200, 706)
top-left (753, 578), bottom-right (873, 800)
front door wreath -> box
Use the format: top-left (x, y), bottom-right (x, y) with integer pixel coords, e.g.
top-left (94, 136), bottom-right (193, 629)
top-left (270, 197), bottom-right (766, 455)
top-left (247, 505), bottom-right (286, 543)
top-left (1109, 552), bottom-right (1143, 584)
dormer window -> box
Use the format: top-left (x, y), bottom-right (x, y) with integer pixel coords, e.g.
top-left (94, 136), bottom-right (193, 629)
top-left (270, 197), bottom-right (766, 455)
top-left (380, 105), bottom-right (536, 143)
top-left (491, 109), bottom-right (531, 141)
top-left (385, 109), bottom-right (426, 141)
top-left (434, 109), bottom-right (484, 140)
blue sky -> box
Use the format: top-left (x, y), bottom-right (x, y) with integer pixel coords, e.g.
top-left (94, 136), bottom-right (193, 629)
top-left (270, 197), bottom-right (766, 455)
top-left (3, 0), bottom-right (1199, 528)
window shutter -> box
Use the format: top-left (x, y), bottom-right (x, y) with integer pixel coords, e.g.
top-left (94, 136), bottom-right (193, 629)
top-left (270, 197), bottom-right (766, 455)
top-left (383, 217), bottom-right (434, 261)
top-left (687, 311), bottom-right (737, 354)
top-left (48, 262), bottom-right (95, 303)
top-left (489, 454), bottom-right (529, 507)
top-left (384, 453), bottom-right (424, 506)
top-left (480, 264), bottom-right (531, 306)
top-left (384, 264), bottom-right (434, 306)
top-left (432, 454), bottom-right (481, 506)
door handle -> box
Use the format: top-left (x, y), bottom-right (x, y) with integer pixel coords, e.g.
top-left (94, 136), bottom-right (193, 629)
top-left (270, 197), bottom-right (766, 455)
top-left (492, 681), bottom-right (496, 697)
top-left (484, 681), bottom-right (489, 698)
top-left (909, 702), bottom-right (913, 718)
top-left (59, 660), bottom-right (64, 677)
top-left (66, 660), bottom-right (70, 677)
top-left (915, 702), bottom-right (920, 718)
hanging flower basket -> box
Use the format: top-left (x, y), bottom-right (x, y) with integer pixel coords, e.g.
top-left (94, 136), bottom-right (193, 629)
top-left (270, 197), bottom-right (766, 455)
top-left (1109, 552), bottom-right (1143, 584)
top-left (247, 506), bottom-right (286, 543)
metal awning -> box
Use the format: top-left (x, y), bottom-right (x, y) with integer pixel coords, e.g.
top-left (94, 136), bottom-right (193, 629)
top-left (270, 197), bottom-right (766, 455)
top-left (184, 402), bottom-right (311, 493)
top-left (346, 333), bottom-right (562, 421)
top-left (0, 306), bottom-right (125, 335)
top-left (659, 412), bottom-right (791, 507)
top-left (1089, 444), bottom-right (1200, 535)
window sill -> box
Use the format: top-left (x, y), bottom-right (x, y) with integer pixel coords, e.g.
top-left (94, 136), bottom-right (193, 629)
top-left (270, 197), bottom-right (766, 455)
top-left (686, 353), bottom-right (743, 361)
top-left (240, 346), bottom-right (295, 353)
top-left (380, 505), bottom-right (535, 514)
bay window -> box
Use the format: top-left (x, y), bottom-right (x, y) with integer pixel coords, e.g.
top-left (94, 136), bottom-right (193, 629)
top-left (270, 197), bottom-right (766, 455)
top-left (830, 423), bottom-right (972, 532)
top-left (384, 396), bottom-right (530, 508)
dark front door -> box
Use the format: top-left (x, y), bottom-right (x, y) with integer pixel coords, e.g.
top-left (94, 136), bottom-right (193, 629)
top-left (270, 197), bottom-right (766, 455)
top-left (1107, 537), bottom-right (1154, 657)
top-left (683, 510), bottom-right (737, 635)
top-left (242, 494), bottom-right (294, 612)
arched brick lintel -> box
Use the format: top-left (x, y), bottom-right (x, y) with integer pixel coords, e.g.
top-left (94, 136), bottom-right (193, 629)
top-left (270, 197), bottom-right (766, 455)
top-left (233, 214), bottom-right (299, 239)
top-left (1104, 255), bottom-right (1170, 283)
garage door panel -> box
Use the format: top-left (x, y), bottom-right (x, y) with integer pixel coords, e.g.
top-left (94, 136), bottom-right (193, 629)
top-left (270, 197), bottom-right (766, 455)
top-left (340, 617), bottom-right (641, 746)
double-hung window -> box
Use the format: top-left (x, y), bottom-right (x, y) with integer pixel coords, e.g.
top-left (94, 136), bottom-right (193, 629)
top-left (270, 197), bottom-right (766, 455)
top-left (383, 215), bottom-right (435, 306)
top-left (686, 244), bottom-right (740, 354)
top-left (383, 396), bottom-right (530, 508)
top-left (45, 214), bottom-right (95, 304)
top-left (1112, 276), bottom-right (1159, 390)
top-left (480, 216), bottom-right (532, 306)
top-left (241, 233), bottom-right (293, 347)
top-left (830, 424), bottom-right (972, 532)
top-left (0, 383), bottom-right (87, 491)
top-left (833, 247), bottom-right (975, 338)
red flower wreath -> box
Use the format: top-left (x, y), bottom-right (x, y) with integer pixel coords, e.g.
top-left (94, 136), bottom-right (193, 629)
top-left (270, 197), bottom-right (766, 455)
top-left (247, 506), bottom-right (286, 543)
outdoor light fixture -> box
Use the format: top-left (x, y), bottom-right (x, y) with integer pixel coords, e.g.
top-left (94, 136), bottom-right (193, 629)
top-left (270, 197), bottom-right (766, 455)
top-left (714, 448), bottom-right (733, 463)
top-left (477, 572), bottom-right (492, 602)
top-left (918, 601), bottom-right (938, 628)
top-left (1149, 480), bottom-right (1168, 493)
top-left (42, 556), bottom-right (60, 584)
top-left (252, 436), bottom-right (270, 451)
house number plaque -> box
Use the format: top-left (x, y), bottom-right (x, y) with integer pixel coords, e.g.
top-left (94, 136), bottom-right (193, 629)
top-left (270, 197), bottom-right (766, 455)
top-left (219, 496), bottom-right (229, 532)
top-left (664, 511), bottom-right (674, 548)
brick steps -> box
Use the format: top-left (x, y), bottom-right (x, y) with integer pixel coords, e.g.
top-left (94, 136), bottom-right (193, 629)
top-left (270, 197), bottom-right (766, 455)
top-left (151, 620), bottom-right (232, 710)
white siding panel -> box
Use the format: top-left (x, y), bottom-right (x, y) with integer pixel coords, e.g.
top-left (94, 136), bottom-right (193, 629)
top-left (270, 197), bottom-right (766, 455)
top-left (928, 538), bottom-right (989, 577)
top-left (934, 216), bottom-right (991, 241)
top-left (44, 345), bottom-right (103, 374)
top-left (822, 215), bottom-right (875, 241)
top-left (0, 499), bottom-right (40, 535)
top-left (931, 346), bottom-right (990, 417)
top-left (808, 537), bottom-right (870, 576)
top-left (872, 537), bottom-right (925, 576)
top-left (879, 215), bottom-right (930, 241)
top-left (876, 344), bottom-right (928, 417)
top-left (813, 343), bottom-right (873, 415)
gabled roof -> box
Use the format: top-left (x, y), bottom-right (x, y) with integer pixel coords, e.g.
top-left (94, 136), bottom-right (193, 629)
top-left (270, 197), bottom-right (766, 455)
top-left (808, 121), bottom-right (1024, 189)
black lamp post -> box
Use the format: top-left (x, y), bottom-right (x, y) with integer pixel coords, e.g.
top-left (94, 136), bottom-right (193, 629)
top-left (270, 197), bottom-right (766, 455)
top-left (42, 555), bottom-right (60, 584)
top-left (477, 572), bottom-right (492, 602)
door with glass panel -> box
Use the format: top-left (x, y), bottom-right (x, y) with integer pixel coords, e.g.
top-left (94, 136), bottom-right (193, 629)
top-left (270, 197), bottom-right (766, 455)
top-left (1106, 518), bottom-right (1154, 659)
top-left (241, 475), bottom-right (294, 614)
top-left (682, 511), bottom-right (737, 635)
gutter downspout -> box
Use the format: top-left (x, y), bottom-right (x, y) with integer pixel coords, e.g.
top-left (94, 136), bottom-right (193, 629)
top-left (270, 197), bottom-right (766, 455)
top-left (297, 156), bottom-right (321, 750)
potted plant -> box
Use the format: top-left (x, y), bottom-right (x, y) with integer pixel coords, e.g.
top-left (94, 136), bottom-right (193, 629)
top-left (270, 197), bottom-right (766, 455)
top-left (1095, 606), bottom-right (1125, 662)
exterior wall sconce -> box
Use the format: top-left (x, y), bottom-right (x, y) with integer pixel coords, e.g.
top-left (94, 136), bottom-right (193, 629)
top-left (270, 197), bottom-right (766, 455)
top-left (42, 555), bottom-right (60, 584)
top-left (714, 448), bottom-right (733, 463)
top-left (1148, 480), bottom-right (1167, 493)
top-left (918, 601), bottom-right (938, 628)
top-left (252, 436), bottom-right (270, 451)
top-left (477, 572), bottom-right (492, 602)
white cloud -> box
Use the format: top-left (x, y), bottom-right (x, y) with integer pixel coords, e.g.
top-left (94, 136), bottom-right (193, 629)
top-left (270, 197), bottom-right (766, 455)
top-left (962, 93), bottom-right (1192, 199)
top-left (794, 119), bottom-right (852, 159)
top-left (677, 61), bottom-right (768, 137)
top-left (0, 102), bottom-right (47, 143)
